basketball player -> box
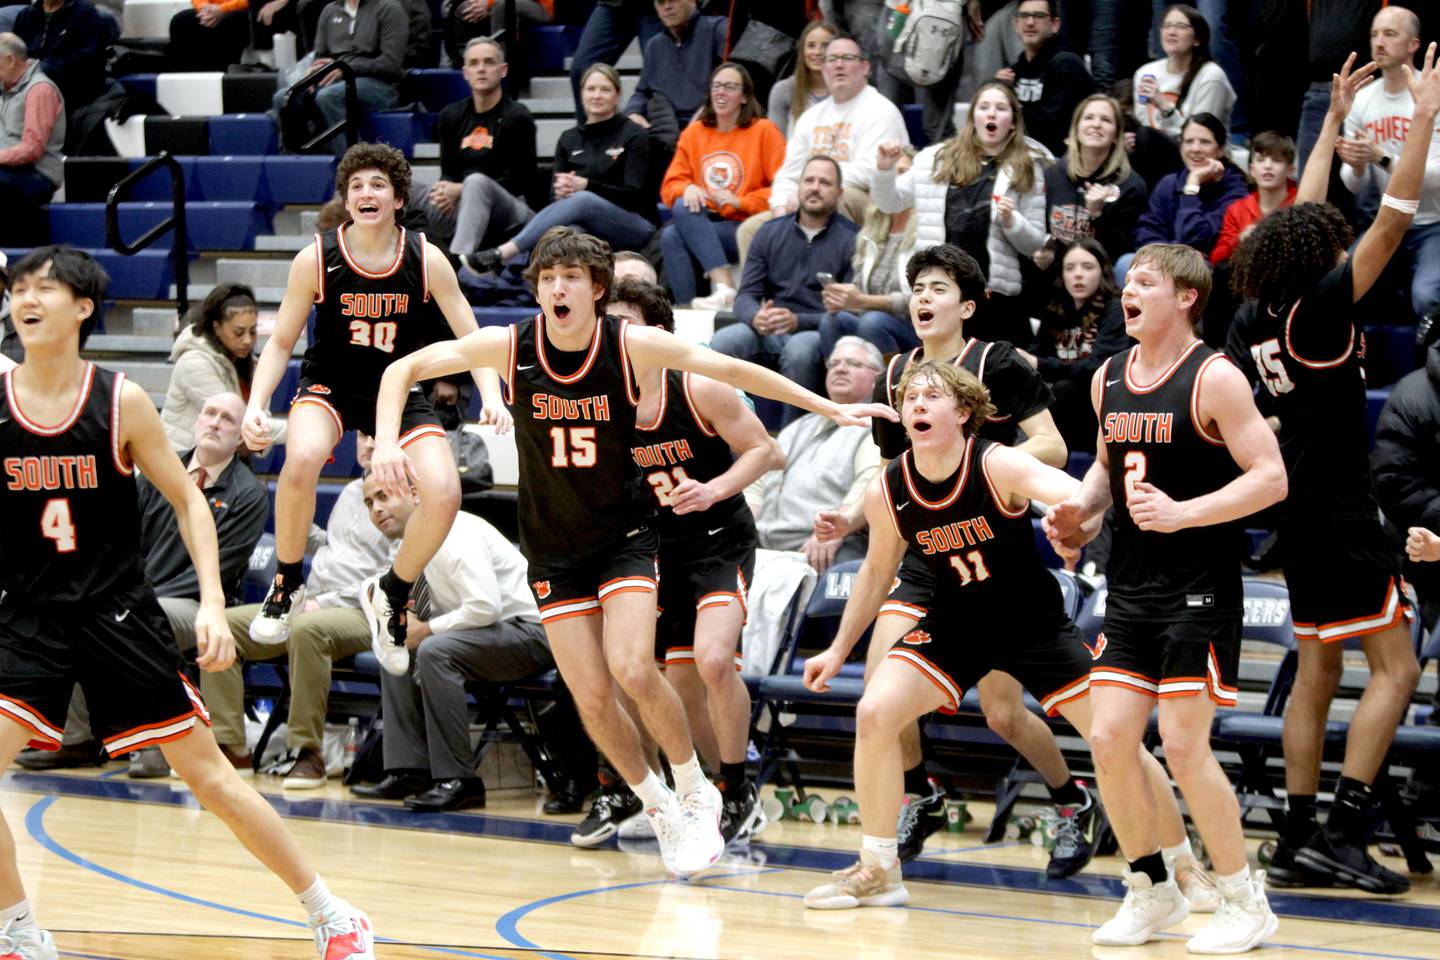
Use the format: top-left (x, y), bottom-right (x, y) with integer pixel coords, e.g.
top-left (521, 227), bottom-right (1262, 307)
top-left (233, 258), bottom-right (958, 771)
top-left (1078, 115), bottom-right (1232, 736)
top-left (240, 142), bottom-right (506, 672)
top-left (0, 247), bottom-right (375, 960)
top-left (369, 227), bottom-right (894, 877)
top-left (1227, 49), bottom-right (1439, 894)
top-left (1046, 243), bottom-right (1287, 952)
top-left (614, 277), bottom-right (783, 842)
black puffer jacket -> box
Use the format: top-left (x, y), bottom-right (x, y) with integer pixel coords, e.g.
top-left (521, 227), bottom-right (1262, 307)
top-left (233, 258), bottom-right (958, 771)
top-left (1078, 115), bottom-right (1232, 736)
top-left (1371, 342), bottom-right (1440, 619)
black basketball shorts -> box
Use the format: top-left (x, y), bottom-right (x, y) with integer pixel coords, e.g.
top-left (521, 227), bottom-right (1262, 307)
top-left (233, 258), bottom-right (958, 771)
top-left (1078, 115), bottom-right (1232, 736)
top-left (292, 379), bottom-right (444, 446)
top-left (1280, 514), bottom-right (1414, 644)
top-left (655, 520), bottom-right (757, 670)
top-left (526, 528), bottom-right (660, 625)
top-left (1090, 616), bottom-right (1240, 706)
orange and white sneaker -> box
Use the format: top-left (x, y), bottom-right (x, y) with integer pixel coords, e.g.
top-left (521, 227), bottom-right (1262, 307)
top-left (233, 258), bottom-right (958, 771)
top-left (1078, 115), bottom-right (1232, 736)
top-left (0, 924), bottom-right (58, 960)
top-left (309, 902), bottom-right (375, 959)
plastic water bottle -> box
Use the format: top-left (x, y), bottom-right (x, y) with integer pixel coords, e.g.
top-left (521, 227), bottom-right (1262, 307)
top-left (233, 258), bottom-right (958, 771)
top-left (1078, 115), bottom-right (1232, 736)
top-left (343, 716), bottom-right (360, 771)
top-left (884, 0), bottom-right (911, 41)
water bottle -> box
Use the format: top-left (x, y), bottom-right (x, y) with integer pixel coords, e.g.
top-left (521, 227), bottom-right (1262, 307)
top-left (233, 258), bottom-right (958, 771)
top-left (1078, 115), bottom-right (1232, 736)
top-left (343, 716), bottom-right (360, 771)
top-left (884, 0), bottom-right (911, 41)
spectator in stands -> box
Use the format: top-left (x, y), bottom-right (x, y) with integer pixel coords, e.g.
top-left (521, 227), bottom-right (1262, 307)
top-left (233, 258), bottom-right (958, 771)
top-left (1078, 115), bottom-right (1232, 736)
top-left (17, 393), bottom-right (269, 775)
top-left (168, 0), bottom-right (252, 72)
top-left (1126, 112), bottom-right (1247, 275)
top-left (568, 0), bottom-right (663, 123)
top-left (206, 433), bottom-right (391, 790)
top-left (0, 32), bottom-right (62, 246)
top-left (872, 81), bottom-right (1049, 345)
top-left (614, 249), bottom-right (658, 283)
top-left (1133, 4), bottom-right (1236, 140)
top-left (767, 20), bottom-right (836, 138)
top-left (1043, 93), bottom-right (1149, 262)
top-left (444, 0), bottom-right (552, 76)
top-left (463, 64), bottom-right (655, 274)
top-left (623, 0), bottom-right (726, 133)
top-left (745, 335), bottom-right (882, 572)
top-left (251, 0), bottom-right (304, 63)
top-left (425, 37), bottom-right (536, 259)
top-left (12, 0), bottom-right (112, 113)
top-left (352, 474), bottom-right (550, 811)
top-left (1210, 130), bottom-right (1296, 264)
top-left (1296, 0), bottom-right (1383, 173)
top-left (738, 34), bottom-right (908, 261)
top-left (1338, 6), bottom-right (1440, 322)
top-left (1117, 78), bottom-right (1184, 191)
top-left (710, 155), bottom-right (857, 410)
top-left (276, 0), bottom-right (407, 154)
top-left (996, 0), bottom-right (1095, 156)
top-left (162, 284), bottom-right (286, 452)
top-left (817, 146), bottom-right (918, 358)
top-left (659, 62), bottom-right (785, 309)
top-left (1025, 239), bottom-right (1128, 451)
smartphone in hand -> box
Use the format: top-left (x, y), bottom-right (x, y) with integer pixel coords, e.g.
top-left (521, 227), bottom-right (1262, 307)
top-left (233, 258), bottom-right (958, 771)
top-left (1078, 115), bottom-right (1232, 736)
top-left (816, 272), bottom-right (836, 287)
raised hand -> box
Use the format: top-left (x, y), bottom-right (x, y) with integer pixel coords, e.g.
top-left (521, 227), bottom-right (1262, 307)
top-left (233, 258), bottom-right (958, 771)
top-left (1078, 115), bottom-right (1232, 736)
top-left (877, 139), bottom-right (905, 172)
top-left (1405, 42), bottom-right (1440, 117)
top-left (1330, 51), bottom-right (1379, 121)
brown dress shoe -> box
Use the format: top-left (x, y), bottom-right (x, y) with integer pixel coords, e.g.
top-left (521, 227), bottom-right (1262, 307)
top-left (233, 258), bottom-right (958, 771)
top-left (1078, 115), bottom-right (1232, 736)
top-left (282, 748), bottom-right (327, 789)
top-left (218, 743), bottom-right (254, 777)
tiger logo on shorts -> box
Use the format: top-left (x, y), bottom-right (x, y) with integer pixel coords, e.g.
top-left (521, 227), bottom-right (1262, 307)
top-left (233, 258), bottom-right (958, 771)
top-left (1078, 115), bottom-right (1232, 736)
top-left (533, 580), bottom-right (552, 599)
top-left (902, 629), bottom-right (933, 646)
top-left (1083, 633), bottom-right (1108, 661)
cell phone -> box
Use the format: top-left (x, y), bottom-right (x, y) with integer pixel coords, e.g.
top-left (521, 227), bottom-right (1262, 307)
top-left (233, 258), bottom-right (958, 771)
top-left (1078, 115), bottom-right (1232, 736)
top-left (816, 272), bottom-right (836, 287)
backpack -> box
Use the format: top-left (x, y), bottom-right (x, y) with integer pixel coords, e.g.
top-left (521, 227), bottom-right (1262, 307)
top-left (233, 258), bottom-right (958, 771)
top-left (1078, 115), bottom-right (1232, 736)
top-left (886, 0), bottom-right (965, 88)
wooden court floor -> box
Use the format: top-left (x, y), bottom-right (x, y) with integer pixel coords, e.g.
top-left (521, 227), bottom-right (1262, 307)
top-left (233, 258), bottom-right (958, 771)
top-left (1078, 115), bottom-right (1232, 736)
top-left (3, 765), bottom-right (1436, 960)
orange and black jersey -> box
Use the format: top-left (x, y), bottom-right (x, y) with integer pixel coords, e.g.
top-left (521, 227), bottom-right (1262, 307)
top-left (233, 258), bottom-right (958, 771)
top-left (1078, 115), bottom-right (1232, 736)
top-left (306, 223), bottom-right (435, 392)
top-left (873, 339), bottom-right (1053, 459)
top-left (1224, 261), bottom-right (1374, 515)
top-left (881, 438), bottom-right (1065, 633)
top-left (632, 369), bottom-right (752, 541)
top-left (1101, 342), bottom-right (1243, 621)
top-left (0, 364), bottom-right (147, 603)
top-left (506, 313), bottom-right (653, 563)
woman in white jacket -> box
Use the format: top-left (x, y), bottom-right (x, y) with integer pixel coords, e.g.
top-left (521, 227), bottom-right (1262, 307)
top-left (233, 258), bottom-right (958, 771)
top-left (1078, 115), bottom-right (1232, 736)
top-left (872, 81), bottom-right (1049, 345)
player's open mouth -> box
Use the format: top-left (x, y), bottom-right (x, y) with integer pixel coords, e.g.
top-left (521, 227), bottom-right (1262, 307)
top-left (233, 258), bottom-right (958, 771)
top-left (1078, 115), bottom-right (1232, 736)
top-left (911, 418), bottom-right (932, 433)
top-left (554, 304), bottom-right (571, 319)
top-left (1124, 302), bottom-right (1142, 321)
top-left (916, 308), bottom-right (934, 323)
top-left (984, 122), bottom-right (998, 135)
top-left (357, 203), bottom-right (379, 214)
top-left (20, 315), bottom-right (41, 326)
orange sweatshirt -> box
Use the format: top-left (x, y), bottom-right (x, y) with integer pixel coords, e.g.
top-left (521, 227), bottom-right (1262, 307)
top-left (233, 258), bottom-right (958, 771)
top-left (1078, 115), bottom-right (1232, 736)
top-left (660, 117), bottom-right (787, 220)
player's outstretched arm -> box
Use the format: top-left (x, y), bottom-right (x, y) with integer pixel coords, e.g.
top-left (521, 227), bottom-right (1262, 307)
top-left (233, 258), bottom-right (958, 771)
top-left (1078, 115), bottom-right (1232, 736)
top-left (244, 244), bottom-right (318, 450)
top-left (669, 374), bottom-right (785, 515)
top-left (425, 244), bottom-right (512, 433)
top-left (1129, 358), bottom-right (1287, 533)
top-left (625, 324), bottom-right (898, 427)
top-left (1015, 407), bottom-right (1067, 469)
top-left (372, 328), bottom-right (510, 496)
top-left (804, 475), bottom-right (909, 693)
top-left (120, 381), bottom-right (235, 672)
top-left (1044, 367), bottom-right (1114, 549)
top-left (985, 442), bottom-right (1082, 511)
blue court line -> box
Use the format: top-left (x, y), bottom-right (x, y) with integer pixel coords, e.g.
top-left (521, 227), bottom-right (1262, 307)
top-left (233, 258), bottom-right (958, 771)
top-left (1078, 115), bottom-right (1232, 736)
top-left (922, 840), bottom-right (1026, 857)
top-left (12, 770), bottom-right (1440, 932)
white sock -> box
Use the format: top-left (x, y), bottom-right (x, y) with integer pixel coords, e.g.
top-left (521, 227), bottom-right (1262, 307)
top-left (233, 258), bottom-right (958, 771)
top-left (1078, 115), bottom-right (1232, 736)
top-left (862, 834), bottom-right (899, 872)
top-left (0, 898), bottom-right (37, 932)
top-left (632, 770), bottom-right (671, 811)
top-left (1161, 838), bottom-right (1195, 871)
top-left (297, 876), bottom-right (338, 918)
top-left (1215, 865), bottom-right (1252, 901)
top-left (671, 753), bottom-right (708, 799)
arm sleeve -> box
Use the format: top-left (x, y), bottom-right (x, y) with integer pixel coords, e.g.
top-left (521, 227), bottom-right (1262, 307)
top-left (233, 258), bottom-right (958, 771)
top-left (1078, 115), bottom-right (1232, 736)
top-left (871, 160), bottom-right (916, 215)
top-left (427, 549), bottom-right (504, 633)
top-left (0, 84), bottom-right (62, 168)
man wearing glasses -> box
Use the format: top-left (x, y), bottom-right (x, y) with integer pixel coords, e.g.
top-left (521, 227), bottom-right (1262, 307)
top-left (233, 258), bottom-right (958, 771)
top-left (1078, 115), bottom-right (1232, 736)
top-left (996, 0), bottom-right (1095, 155)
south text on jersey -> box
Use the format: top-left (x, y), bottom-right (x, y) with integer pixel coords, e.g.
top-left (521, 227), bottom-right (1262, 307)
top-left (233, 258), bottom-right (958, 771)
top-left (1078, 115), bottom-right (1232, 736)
top-left (5, 455), bottom-right (99, 491)
top-left (916, 516), bottom-right (995, 556)
top-left (1102, 411), bottom-right (1174, 444)
top-left (531, 393), bottom-right (611, 422)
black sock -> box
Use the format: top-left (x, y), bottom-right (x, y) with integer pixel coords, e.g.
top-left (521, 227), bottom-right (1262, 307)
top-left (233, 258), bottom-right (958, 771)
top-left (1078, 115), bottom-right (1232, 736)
top-left (1285, 794), bottom-right (1317, 849)
top-left (1047, 777), bottom-right (1086, 807)
top-left (379, 568), bottom-right (413, 610)
top-left (277, 559), bottom-right (304, 588)
top-left (1130, 851), bottom-right (1168, 885)
top-left (903, 763), bottom-right (930, 797)
top-left (718, 762), bottom-right (746, 792)
top-left (1326, 776), bottom-right (1374, 840)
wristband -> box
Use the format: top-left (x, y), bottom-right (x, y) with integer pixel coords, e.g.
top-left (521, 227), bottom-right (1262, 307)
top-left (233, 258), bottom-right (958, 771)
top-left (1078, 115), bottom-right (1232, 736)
top-left (1381, 193), bottom-right (1420, 215)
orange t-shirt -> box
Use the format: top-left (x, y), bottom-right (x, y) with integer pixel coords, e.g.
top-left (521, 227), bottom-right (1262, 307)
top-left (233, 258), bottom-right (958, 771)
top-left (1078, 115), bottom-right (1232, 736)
top-left (660, 117), bottom-right (787, 220)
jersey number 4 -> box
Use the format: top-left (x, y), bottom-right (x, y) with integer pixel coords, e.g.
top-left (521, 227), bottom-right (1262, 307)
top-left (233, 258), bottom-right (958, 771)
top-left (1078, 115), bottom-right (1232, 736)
top-left (41, 498), bottom-right (77, 553)
top-left (646, 467), bottom-right (693, 507)
top-left (1250, 338), bottom-right (1295, 396)
top-left (549, 427), bottom-right (597, 468)
top-left (349, 320), bottom-right (398, 353)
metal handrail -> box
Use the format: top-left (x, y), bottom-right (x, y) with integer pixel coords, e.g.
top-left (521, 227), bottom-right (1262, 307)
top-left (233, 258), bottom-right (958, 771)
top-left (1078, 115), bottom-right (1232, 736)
top-left (280, 57), bottom-right (360, 154)
top-left (106, 151), bottom-right (189, 316)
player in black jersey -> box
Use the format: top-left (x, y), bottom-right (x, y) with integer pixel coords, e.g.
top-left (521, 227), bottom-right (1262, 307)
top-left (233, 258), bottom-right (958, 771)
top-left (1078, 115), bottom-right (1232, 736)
top-left (371, 227), bottom-right (894, 879)
top-left (241, 143), bottom-right (508, 679)
top-left (802, 360), bottom-right (1107, 908)
top-left (1226, 51), bottom-right (1439, 895)
top-left (0, 248), bottom-right (375, 960)
top-left (613, 278), bottom-right (782, 844)
top-left (1047, 244), bottom-right (1286, 953)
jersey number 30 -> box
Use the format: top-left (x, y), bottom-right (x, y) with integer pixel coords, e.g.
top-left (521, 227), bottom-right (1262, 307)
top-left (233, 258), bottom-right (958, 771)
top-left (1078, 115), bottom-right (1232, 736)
top-left (349, 320), bottom-right (398, 353)
top-left (42, 498), bottom-right (77, 553)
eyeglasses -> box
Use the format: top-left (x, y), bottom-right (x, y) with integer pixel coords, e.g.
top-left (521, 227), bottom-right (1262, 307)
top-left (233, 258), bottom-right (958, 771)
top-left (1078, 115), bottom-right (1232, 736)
top-left (827, 357), bottom-right (879, 371)
top-left (1013, 11), bottom-right (1053, 22)
top-left (1161, 20), bottom-right (1194, 31)
top-left (710, 81), bottom-right (742, 93)
top-left (824, 54), bottom-right (865, 65)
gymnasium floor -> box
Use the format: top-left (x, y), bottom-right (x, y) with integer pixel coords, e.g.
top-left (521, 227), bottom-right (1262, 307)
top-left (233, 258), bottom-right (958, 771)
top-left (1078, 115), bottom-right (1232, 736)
top-left (4, 766), bottom-right (1436, 959)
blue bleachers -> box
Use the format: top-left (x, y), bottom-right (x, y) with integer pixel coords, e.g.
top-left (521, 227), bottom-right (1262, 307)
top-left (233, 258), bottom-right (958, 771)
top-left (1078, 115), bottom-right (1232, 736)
top-left (4, 247), bottom-right (176, 299)
top-left (402, 69), bottom-right (469, 112)
top-left (51, 202), bottom-right (270, 252)
top-left (209, 113), bottom-right (279, 156)
top-left (263, 478), bottom-right (347, 533)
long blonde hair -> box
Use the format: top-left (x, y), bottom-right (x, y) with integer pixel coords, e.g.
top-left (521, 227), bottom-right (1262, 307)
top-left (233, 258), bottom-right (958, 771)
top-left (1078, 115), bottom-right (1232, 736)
top-left (1064, 94), bottom-right (1132, 182)
top-left (791, 21), bottom-right (837, 126)
top-left (933, 82), bottom-right (1037, 194)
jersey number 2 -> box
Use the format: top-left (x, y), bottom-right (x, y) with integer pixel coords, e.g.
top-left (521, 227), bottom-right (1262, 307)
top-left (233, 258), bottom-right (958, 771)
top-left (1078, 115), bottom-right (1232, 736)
top-left (349, 320), bottom-right (398, 353)
top-left (550, 427), bottom-right (597, 468)
top-left (41, 498), bottom-right (76, 553)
